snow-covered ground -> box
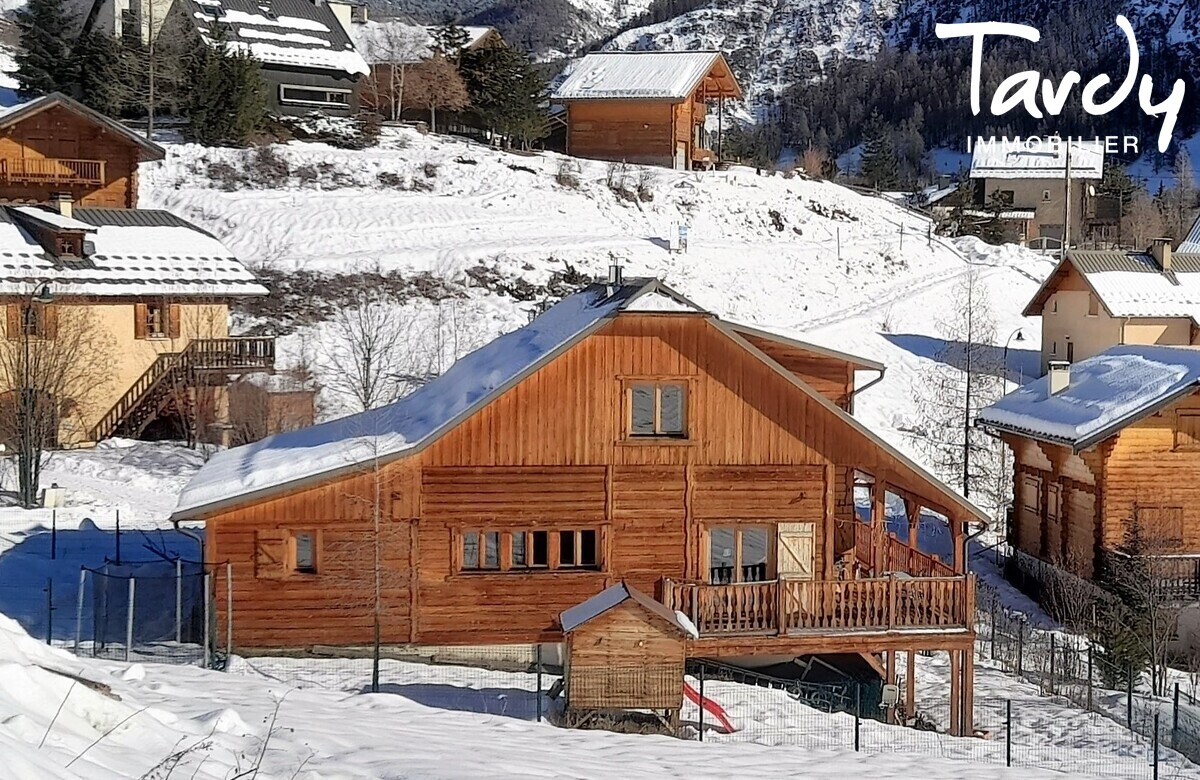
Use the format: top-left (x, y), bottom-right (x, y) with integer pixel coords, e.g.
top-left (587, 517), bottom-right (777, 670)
top-left (0, 610), bottom-right (1181, 779)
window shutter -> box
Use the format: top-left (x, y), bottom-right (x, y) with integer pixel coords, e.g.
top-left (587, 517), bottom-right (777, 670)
top-left (42, 305), bottom-right (57, 340)
top-left (254, 529), bottom-right (288, 579)
top-left (168, 304), bottom-right (181, 339)
top-left (5, 305), bottom-right (18, 340)
top-left (134, 304), bottom-right (148, 340)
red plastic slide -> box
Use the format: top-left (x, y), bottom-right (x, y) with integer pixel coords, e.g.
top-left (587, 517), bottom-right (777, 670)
top-left (684, 681), bottom-right (737, 734)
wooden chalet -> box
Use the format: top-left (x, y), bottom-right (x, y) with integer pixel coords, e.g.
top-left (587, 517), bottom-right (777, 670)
top-left (978, 348), bottom-right (1200, 639)
top-left (174, 274), bottom-right (987, 735)
top-left (0, 93), bottom-right (164, 208)
top-left (552, 52), bottom-right (742, 170)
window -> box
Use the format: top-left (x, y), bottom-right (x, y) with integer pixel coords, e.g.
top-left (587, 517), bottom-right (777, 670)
top-left (1087, 295), bottom-right (1099, 317)
top-left (145, 302), bottom-right (167, 338)
top-left (1176, 412), bottom-right (1200, 450)
top-left (54, 235), bottom-right (81, 257)
top-left (1066, 341), bottom-right (1074, 362)
top-left (293, 531), bottom-right (317, 573)
top-left (1050, 297), bottom-right (1058, 314)
top-left (279, 85), bottom-right (352, 108)
top-left (708, 526), bottom-right (771, 584)
top-left (457, 528), bottom-right (600, 573)
top-left (628, 381), bottom-right (687, 438)
top-left (1137, 506), bottom-right (1184, 549)
top-left (20, 305), bottom-right (41, 338)
top-left (558, 529), bottom-right (598, 568)
top-left (1042, 189), bottom-right (1051, 202)
top-left (1051, 340), bottom-right (1057, 356)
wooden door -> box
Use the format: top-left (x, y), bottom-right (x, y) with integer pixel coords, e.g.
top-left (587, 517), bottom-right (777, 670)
top-left (1017, 475), bottom-right (1042, 556)
top-left (777, 522), bottom-right (816, 581)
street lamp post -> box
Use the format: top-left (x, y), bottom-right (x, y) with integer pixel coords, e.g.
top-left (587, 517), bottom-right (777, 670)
top-left (1002, 328), bottom-right (1027, 393)
top-left (17, 283), bottom-right (53, 508)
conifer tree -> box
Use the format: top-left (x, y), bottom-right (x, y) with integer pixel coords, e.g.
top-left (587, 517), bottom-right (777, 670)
top-left (71, 31), bottom-right (125, 116)
top-left (14, 0), bottom-right (76, 97)
top-left (181, 30), bottom-right (266, 146)
top-left (459, 44), bottom-right (548, 148)
top-left (858, 113), bottom-right (899, 190)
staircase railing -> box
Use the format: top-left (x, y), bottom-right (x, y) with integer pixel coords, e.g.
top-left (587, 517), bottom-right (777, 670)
top-left (89, 337), bottom-right (275, 442)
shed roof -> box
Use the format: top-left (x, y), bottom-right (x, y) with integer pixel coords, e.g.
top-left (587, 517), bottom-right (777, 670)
top-left (553, 51), bottom-right (741, 101)
top-left (0, 93), bottom-right (165, 161)
top-left (976, 345), bottom-right (1200, 451)
top-left (0, 206), bottom-right (267, 297)
top-left (560, 582), bottom-right (695, 636)
top-left (181, 0), bottom-right (369, 76)
top-left (970, 138), bottom-right (1104, 180)
top-left (1023, 249), bottom-right (1200, 320)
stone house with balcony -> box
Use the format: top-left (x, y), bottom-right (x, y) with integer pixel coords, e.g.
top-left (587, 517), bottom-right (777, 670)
top-left (978, 348), bottom-right (1200, 648)
top-left (0, 199), bottom-right (309, 449)
top-left (0, 92), bottom-right (164, 208)
top-left (173, 275), bottom-right (987, 735)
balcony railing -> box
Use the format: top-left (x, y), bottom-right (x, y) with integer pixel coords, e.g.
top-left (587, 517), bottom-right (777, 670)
top-left (663, 575), bottom-right (972, 638)
top-left (1101, 550), bottom-right (1200, 601)
top-left (0, 157), bottom-right (105, 185)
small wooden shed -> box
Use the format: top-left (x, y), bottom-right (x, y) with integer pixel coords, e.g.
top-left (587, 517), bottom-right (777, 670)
top-left (559, 582), bottom-right (695, 716)
top-left (551, 51), bottom-right (742, 169)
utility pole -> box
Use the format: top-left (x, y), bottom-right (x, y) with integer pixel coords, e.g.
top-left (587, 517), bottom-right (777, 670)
top-left (1062, 138), bottom-right (1072, 252)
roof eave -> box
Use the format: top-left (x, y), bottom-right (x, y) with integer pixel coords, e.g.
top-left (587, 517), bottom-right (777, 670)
top-left (727, 321), bottom-right (886, 372)
top-left (173, 279), bottom-right (673, 522)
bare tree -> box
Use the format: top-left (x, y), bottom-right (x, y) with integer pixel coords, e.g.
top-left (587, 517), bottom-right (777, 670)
top-left (0, 299), bottom-right (111, 507)
top-left (1122, 191), bottom-right (1166, 249)
top-left (915, 270), bottom-right (1008, 514)
top-left (1163, 150), bottom-right (1199, 240)
top-left (404, 54), bottom-right (469, 134)
top-left (800, 146), bottom-right (830, 180)
top-left (359, 24), bottom-right (428, 122)
top-left (321, 295), bottom-right (438, 413)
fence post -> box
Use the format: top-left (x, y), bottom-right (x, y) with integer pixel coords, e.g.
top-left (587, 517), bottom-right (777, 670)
top-left (1017, 622), bottom-right (1024, 675)
top-left (1049, 634), bottom-right (1056, 694)
top-left (125, 577), bottom-right (134, 663)
top-left (174, 558), bottom-right (182, 645)
top-left (1174, 682), bottom-right (1180, 750)
top-left (115, 509), bottom-right (121, 565)
top-left (1127, 667), bottom-right (1134, 731)
top-left (1154, 713), bottom-right (1160, 780)
top-left (50, 509), bottom-right (56, 560)
top-left (990, 594), bottom-right (997, 660)
top-left (225, 562), bottom-right (233, 661)
top-left (73, 568), bottom-right (85, 655)
top-left (203, 572), bottom-right (211, 669)
top-left (854, 683), bottom-right (861, 752)
top-left (45, 577), bottom-right (53, 644)
top-left (536, 645), bottom-right (543, 723)
top-left (1006, 699), bottom-right (1012, 767)
top-left (1087, 642), bottom-right (1094, 711)
top-left (698, 664), bottom-right (705, 742)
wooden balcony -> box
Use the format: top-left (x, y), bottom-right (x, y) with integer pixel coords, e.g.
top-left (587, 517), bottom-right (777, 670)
top-left (0, 157), bottom-right (105, 185)
top-left (663, 576), bottom-right (973, 639)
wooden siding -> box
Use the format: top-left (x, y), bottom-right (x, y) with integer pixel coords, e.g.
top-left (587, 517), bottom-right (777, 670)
top-left (1102, 394), bottom-right (1200, 551)
top-left (566, 101), bottom-right (675, 166)
top-left (207, 313), bottom-right (976, 651)
top-left (0, 105), bottom-right (140, 207)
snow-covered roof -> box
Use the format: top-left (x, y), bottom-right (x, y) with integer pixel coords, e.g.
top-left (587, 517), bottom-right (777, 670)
top-left (174, 277), bottom-right (985, 525)
top-left (182, 0), bottom-right (369, 76)
top-left (963, 208), bottom-right (1038, 221)
top-left (977, 345), bottom-right (1200, 450)
top-left (174, 279), bottom-right (700, 516)
top-left (0, 93), bottom-right (164, 161)
top-left (560, 582), bottom-right (696, 637)
top-left (1023, 249), bottom-right (1200, 321)
top-left (349, 21), bottom-right (497, 65)
top-left (553, 51), bottom-right (741, 101)
top-left (970, 138), bottom-right (1104, 180)
top-left (1181, 214), bottom-right (1200, 253)
top-left (0, 206), bottom-right (268, 297)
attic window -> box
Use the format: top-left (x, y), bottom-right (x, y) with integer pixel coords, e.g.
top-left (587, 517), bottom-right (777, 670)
top-left (1087, 294), bottom-right (1099, 317)
top-left (1042, 189), bottom-right (1051, 202)
top-left (1175, 412), bottom-right (1200, 451)
top-left (54, 235), bottom-right (82, 257)
top-left (626, 380), bottom-right (688, 439)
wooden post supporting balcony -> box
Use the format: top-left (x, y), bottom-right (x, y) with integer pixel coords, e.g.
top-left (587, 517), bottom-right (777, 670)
top-left (872, 473), bottom-right (887, 574)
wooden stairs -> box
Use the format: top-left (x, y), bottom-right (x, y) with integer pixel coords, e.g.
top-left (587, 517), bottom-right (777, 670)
top-left (90, 337), bottom-right (274, 441)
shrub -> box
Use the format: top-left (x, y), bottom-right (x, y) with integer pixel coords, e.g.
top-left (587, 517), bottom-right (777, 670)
top-left (423, 161), bottom-right (440, 178)
top-left (636, 168), bottom-right (656, 202)
top-left (246, 146), bottom-right (291, 187)
top-left (377, 171), bottom-right (406, 189)
top-left (555, 158), bottom-right (581, 189)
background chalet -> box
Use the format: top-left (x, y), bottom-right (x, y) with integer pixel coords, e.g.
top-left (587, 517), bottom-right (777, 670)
top-left (552, 52), bottom-right (741, 170)
top-left (175, 275), bottom-right (988, 735)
